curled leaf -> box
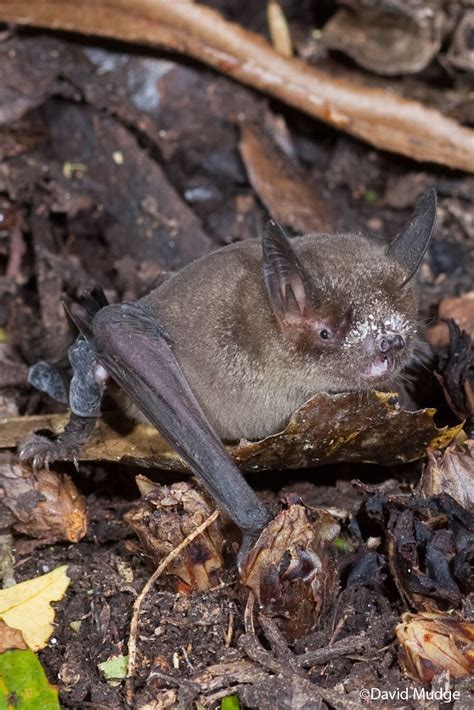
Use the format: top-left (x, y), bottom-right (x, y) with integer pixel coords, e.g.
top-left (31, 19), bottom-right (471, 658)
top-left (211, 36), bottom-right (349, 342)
top-left (0, 452), bottom-right (87, 543)
top-left (397, 612), bottom-right (474, 683)
top-left (1, 392), bottom-right (462, 472)
top-left (355, 489), bottom-right (474, 611)
top-left (240, 502), bottom-right (339, 638)
top-left (322, 3), bottom-right (443, 76)
top-left (418, 441), bottom-right (474, 512)
top-left (433, 320), bottom-right (474, 423)
top-left (124, 479), bottom-right (224, 591)
top-left (447, 11), bottom-right (474, 73)
top-left (387, 495), bottom-right (474, 611)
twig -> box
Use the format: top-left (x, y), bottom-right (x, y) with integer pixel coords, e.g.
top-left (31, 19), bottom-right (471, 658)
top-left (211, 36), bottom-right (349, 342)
top-left (5, 225), bottom-right (25, 281)
top-left (243, 590), bottom-right (256, 635)
top-left (0, 0), bottom-right (473, 171)
top-left (125, 508), bottom-right (219, 707)
top-left (224, 610), bottom-right (234, 647)
top-left (238, 631), bottom-right (304, 679)
top-left (297, 632), bottom-right (369, 668)
top-left (146, 668), bottom-right (199, 691)
top-left (258, 614), bottom-right (300, 674)
top-left (252, 616), bottom-right (368, 672)
top-left (238, 631), bottom-right (356, 708)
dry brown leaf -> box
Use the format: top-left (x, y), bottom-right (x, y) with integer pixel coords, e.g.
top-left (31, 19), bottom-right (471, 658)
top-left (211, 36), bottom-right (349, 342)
top-left (426, 292), bottom-right (474, 347)
top-left (447, 11), bottom-right (474, 73)
top-left (397, 612), bottom-right (474, 683)
top-left (0, 452), bottom-right (87, 542)
top-left (418, 441), bottom-right (474, 512)
top-left (124, 479), bottom-right (224, 591)
top-left (241, 503), bottom-right (338, 637)
top-left (0, 392), bottom-right (462, 472)
top-left (239, 123), bottom-right (333, 233)
top-left (0, 619), bottom-right (28, 652)
top-left (322, 5), bottom-right (443, 76)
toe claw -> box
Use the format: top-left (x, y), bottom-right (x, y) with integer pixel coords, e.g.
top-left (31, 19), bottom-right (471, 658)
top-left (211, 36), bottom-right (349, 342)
top-left (18, 430), bottom-right (85, 468)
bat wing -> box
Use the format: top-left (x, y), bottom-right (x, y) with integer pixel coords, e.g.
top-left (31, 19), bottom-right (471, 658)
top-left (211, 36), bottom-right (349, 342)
top-left (64, 295), bottom-right (270, 538)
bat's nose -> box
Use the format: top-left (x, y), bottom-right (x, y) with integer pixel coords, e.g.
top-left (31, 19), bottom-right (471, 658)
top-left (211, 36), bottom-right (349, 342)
top-left (377, 334), bottom-right (405, 354)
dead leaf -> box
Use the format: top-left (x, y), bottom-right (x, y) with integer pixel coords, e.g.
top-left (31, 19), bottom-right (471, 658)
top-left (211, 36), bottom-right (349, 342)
top-left (0, 619), bottom-right (28, 652)
top-left (397, 612), bottom-right (474, 683)
top-left (241, 503), bottom-right (338, 638)
top-left (0, 565), bottom-right (70, 650)
top-left (433, 320), bottom-right (474, 423)
top-left (0, 452), bottom-right (87, 543)
top-left (125, 479), bottom-right (224, 591)
top-left (0, 392), bottom-right (462, 472)
top-left (387, 495), bottom-right (474, 611)
top-left (426, 292), bottom-right (474, 347)
top-left (447, 11), bottom-right (474, 73)
top-left (418, 441), bottom-right (474, 513)
top-left (322, 4), bottom-right (443, 76)
top-left (239, 123), bottom-right (333, 233)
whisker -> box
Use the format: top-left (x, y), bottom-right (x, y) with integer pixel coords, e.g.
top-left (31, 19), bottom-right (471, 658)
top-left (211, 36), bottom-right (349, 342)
top-left (414, 315), bottom-right (437, 327)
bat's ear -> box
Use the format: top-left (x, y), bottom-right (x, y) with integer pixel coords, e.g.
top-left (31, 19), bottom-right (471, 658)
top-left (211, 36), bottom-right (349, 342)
top-left (262, 220), bottom-right (310, 325)
top-left (387, 188), bottom-right (437, 287)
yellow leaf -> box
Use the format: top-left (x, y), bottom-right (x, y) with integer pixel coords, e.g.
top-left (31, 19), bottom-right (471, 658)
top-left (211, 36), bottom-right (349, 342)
top-left (0, 565), bottom-right (70, 651)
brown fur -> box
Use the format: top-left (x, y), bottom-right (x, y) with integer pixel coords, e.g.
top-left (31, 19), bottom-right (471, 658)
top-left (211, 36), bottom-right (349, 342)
top-left (121, 232), bottom-right (419, 440)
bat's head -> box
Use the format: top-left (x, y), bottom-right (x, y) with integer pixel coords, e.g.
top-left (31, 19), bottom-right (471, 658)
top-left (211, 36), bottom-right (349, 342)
top-left (262, 189), bottom-right (437, 391)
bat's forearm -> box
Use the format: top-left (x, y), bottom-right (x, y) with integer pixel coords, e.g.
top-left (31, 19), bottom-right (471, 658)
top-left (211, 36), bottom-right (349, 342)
top-left (88, 303), bottom-right (271, 537)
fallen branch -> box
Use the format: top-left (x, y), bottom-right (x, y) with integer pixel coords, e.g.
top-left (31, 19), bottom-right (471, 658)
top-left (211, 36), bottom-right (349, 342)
top-left (0, 0), bottom-right (472, 171)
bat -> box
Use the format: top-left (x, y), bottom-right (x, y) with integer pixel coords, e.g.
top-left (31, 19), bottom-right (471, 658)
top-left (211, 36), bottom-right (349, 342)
top-left (19, 189), bottom-right (437, 555)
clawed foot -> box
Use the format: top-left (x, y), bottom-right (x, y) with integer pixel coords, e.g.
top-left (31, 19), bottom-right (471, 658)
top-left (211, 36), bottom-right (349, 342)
top-left (18, 432), bottom-right (81, 469)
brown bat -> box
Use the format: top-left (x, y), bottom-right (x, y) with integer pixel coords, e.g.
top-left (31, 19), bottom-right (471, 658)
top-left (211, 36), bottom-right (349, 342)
top-left (19, 189), bottom-right (437, 554)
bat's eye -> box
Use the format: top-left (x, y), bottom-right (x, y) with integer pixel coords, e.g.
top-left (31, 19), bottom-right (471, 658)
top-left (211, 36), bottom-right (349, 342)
top-left (319, 329), bottom-right (332, 340)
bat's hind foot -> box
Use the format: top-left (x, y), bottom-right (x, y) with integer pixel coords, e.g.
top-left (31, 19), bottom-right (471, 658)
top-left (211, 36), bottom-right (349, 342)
top-left (18, 431), bottom-right (81, 468)
top-left (18, 414), bottom-right (97, 468)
